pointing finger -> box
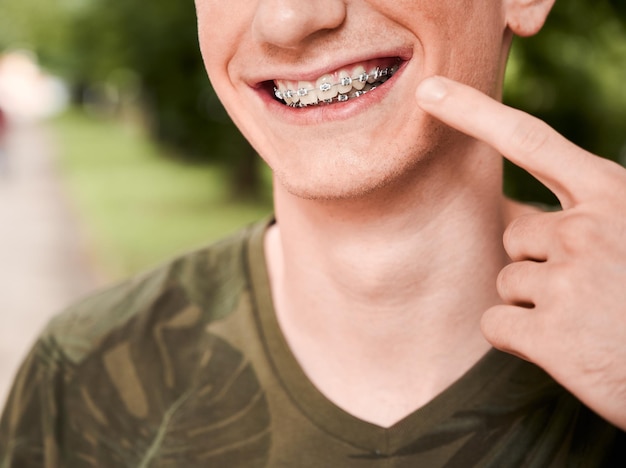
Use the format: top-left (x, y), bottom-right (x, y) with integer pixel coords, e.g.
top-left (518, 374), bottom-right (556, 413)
top-left (416, 76), bottom-right (602, 209)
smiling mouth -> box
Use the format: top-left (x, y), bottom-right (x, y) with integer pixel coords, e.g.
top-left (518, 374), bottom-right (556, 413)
top-left (271, 58), bottom-right (402, 108)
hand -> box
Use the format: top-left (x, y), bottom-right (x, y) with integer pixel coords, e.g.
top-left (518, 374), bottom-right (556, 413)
top-left (416, 75), bottom-right (626, 430)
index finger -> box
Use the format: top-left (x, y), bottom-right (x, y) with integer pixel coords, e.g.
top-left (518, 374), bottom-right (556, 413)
top-left (415, 76), bottom-right (599, 208)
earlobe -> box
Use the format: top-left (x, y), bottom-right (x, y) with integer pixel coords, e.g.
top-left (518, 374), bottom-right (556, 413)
top-left (505, 0), bottom-right (556, 37)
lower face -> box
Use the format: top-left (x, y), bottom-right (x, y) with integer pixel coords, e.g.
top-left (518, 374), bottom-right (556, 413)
top-left (196, 0), bottom-right (509, 200)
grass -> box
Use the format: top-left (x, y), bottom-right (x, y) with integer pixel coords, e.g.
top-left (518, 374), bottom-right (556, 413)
top-left (51, 109), bottom-right (272, 280)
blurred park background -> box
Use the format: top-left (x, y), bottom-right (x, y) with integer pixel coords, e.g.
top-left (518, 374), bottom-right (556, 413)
top-left (0, 0), bottom-right (625, 403)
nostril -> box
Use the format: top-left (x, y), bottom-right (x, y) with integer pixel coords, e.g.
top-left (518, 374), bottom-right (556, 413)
top-left (251, 0), bottom-right (347, 49)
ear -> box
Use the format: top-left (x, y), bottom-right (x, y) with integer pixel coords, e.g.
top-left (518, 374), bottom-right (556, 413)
top-left (505, 0), bottom-right (556, 37)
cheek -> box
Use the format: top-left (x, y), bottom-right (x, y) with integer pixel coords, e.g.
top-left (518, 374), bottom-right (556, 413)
top-left (195, 1), bottom-right (251, 79)
top-left (434, 5), bottom-right (507, 94)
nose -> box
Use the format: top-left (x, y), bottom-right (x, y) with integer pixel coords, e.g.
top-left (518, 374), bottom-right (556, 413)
top-left (252, 0), bottom-right (347, 49)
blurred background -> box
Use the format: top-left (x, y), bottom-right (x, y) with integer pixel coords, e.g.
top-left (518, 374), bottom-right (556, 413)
top-left (0, 0), bottom-right (625, 404)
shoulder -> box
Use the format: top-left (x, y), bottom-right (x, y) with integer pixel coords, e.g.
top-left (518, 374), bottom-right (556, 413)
top-left (43, 221), bottom-right (265, 366)
top-left (0, 220), bottom-right (273, 463)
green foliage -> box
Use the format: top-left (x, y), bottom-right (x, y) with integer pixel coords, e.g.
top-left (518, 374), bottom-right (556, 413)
top-left (66, 0), bottom-right (243, 158)
top-left (4, 0), bottom-right (626, 204)
top-left (504, 0), bottom-right (626, 204)
top-left (13, 0), bottom-right (259, 197)
top-left (52, 109), bottom-right (271, 279)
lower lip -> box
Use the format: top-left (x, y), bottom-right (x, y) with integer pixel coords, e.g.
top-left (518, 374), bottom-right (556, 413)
top-left (255, 61), bottom-right (408, 127)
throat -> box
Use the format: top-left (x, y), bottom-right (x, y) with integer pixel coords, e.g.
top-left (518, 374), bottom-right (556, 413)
top-left (264, 191), bottom-right (507, 426)
top-left (279, 306), bottom-right (493, 428)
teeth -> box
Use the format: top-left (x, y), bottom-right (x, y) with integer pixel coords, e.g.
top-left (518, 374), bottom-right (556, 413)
top-left (273, 62), bottom-right (399, 108)
top-left (316, 74), bottom-right (338, 99)
top-left (337, 70), bottom-right (353, 94)
top-left (352, 65), bottom-right (367, 91)
top-left (367, 67), bottom-right (379, 83)
top-left (285, 88), bottom-right (299, 105)
top-left (297, 81), bottom-right (318, 105)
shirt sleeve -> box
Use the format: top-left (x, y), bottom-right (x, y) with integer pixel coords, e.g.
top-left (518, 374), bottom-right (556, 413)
top-left (0, 337), bottom-right (64, 467)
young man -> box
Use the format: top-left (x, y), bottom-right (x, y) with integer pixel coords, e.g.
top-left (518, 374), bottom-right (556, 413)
top-left (1, 0), bottom-right (625, 466)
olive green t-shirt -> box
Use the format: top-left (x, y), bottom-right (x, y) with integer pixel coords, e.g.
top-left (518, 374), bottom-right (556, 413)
top-left (1, 219), bottom-right (624, 467)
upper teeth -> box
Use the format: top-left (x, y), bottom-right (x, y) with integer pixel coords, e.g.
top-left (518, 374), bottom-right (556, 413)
top-left (274, 64), bottom-right (398, 108)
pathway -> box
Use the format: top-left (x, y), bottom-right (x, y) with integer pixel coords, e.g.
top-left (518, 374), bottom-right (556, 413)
top-left (0, 119), bottom-right (100, 407)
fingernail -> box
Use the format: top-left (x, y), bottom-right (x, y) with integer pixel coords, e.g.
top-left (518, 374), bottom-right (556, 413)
top-left (416, 76), bottom-right (448, 104)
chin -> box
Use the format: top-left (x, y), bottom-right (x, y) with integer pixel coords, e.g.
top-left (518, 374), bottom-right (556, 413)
top-left (266, 119), bottom-right (450, 202)
top-left (275, 174), bottom-right (391, 201)
top-left (271, 146), bottom-right (430, 202)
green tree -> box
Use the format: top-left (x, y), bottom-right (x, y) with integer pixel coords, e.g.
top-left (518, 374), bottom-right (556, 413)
top-left (504, 0), bottom-right (626, 204)
top-left (45, 0), bottom-right (260, 198)
top-left (4, 0), bottom-right (625, 202)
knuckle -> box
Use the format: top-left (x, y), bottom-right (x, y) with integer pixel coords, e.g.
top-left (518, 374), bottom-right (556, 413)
top-left (555, 213), bottom-right (598, 254)
top-left (547, 263), bottom-right (576, 296)
top-left (509, 117), bottom-right (551, 157)
top-left (577, 344), bottom-right (616, 379)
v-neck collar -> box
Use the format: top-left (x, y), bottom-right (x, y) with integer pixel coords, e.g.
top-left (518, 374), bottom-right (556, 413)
top-left (245, 218), bottom-right (521, 455)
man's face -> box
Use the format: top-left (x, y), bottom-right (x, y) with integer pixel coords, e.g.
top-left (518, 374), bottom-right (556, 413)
top-left (196, 0), bottom-right (510, 199)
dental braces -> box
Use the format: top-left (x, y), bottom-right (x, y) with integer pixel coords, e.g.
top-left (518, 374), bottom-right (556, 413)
top-left (273, 64), bottom-right (399, 107)
top-left (283, 86), bottom-right (377, 108)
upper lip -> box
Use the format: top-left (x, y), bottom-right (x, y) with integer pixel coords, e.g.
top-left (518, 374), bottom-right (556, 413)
top-left (245, 47), bottom-right (413, 88)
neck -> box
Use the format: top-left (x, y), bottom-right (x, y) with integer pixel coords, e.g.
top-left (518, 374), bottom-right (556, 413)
top-left (264, 143), bottom-right (510, 426)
